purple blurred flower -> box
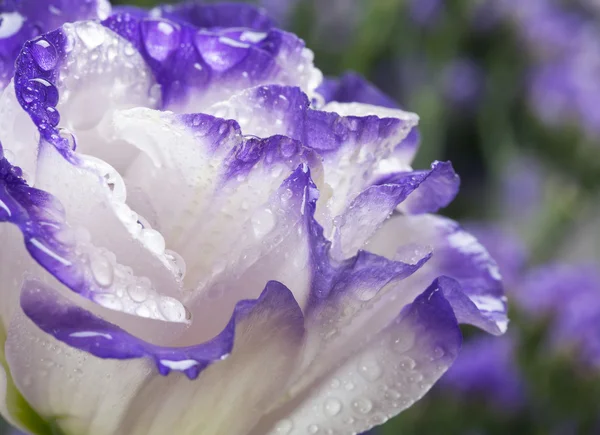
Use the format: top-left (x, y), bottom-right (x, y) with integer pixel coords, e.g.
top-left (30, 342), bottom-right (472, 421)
top-left (520, 264), bottom-right (600, 367)
top-left (441, 334), bottom-right (526, 411)
top-left (499, 0), bottom-right (600, 139)
top-left (441, 58), bottom-right (485, 109)
top-left (408, 0), bottom-right (444, 27)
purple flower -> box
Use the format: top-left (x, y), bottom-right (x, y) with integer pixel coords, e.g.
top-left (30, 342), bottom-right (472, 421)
top-left (441, 58), bottom-right (484, 109)
top-left (0, 2), bottom-right (506, 434)
top-left (441, 334), bottom-right (526, 411)
top-left (520, 264), bottom-right (600, 367)
top-left (408, 0), bottom-right (444, 27)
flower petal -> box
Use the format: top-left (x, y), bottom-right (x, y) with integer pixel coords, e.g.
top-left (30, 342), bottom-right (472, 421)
top-left (317, 72), bottom-right (421, 169)
top-left (258, 279), bottom-right (461, 435)
top-left (333, 161), bottom-right (459, 259)
top-left (1, 22), bottom-right (193, 322)
top-left (368, 214), bottom-right (507, 334)
top-left (0, 152), bottom-right (190, 332)
top-left (0, 0), bottom-right (110, 88)
top-left (152, 2), bottom-right (274, 31)
top-left (6, 280), bottom-right (154, 435)
top-left (17, 277), bottom-right (305, 435)
top-left (206, 85), bottom-right (418, 222)
top-left (102, 14), bottom-right (322, 112)
top-left (116, 280), bottom-right (305, 435)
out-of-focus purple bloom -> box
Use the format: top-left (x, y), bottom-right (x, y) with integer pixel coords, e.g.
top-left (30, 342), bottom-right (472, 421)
top-left (408, 0), bottom-right (444, 27)
top-left (520, 264), bottom-right (600, 367)
top-left (441, 334), bottom-right (526, 411)
top-left (497, 0), bottom-right (600, 139)
top-left (441, 58), bottom-right (485, 109)
top-left (465, 225), bottom-right (528, 288)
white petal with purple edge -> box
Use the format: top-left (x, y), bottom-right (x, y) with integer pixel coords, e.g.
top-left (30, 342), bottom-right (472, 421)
top-left (257, 281), bottom-right (461, 435)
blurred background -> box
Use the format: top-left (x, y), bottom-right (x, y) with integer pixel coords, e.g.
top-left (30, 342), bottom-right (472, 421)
top-left (3, 0), bottom-right (600, 434)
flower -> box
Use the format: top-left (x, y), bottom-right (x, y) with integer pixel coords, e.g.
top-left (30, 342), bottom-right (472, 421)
top-left (0, 2), bottom-right (506, 434)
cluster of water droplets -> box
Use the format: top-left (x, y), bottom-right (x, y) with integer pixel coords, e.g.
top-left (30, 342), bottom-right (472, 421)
top-left (80, 154), bottom-right (186, 283)
top-left (47, 217), bottom-right (187, 323)
top-left (272, 312), bottom-right (452, 434)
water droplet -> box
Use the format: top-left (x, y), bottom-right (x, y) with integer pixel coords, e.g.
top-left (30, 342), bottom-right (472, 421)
top-left (58, 127), bottom-right (76, 150)
top-left (274, 419), bottom-right (293, 434)
top-left (141, 19), bottom-right (180, 61)
top-left (308, 424), bottom-right (319, 434)
top-left (31, 39), bottom-right (58, 71)
top-left (358, 357), bottom-right (382, 382)
top-left (324, 398), bottom-right (342, 416)
top-left (94, 293), bottom-right (123, 311)
top-left (352, 398), bottom-right (373, 414)
top-left (392, 332), bottom-right (415, 354)
top-left (158, 296), bottom-right (187, 322)
top-left (431, 346), bottom-right (445, 360)
top-left (25, 78), bottom-right (58, 106)
top-left (127, 282), bottom-right (148, 303)
top-left (123, 43), bottom-right (136, 56)
top-left (90, 253), bottom-right (114, 287)
top-left (142, 229), bottom-right (166, 254)
top-left (330, 378), bottom-right (341, 389)
top-left (251, 208), bottom-right (275, 239)
top-left (165, 249), bottom-right (186, 280)
top-left (385, 389), bottom-right (402, 400)
top-left (398, 356), bottom-right (416, 370)
top-left (76, 22), bottom-right (105, 49)
top-left (135, 304), bottom-right (151, 318)
top-left (344, 381), bottom-right (355, 391)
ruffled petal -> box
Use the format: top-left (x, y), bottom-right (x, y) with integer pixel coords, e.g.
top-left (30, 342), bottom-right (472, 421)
top-left (368, 214), bottom-right (507, 334)
top-left (317, 72), bottom-right (421, 168)
top-left (6, 285), bottom-right (151, 435)
top-left (102, 14), bottom-right (322, 112)
top-left (258, 280), bottom-right (461, 435)
top-left (0, 0), bottom-right (110, 88)
top-left (0, 22), bottom-right (195, 324)
top-left (101, 108), bottom-right (321, 307)
top-left (117, 280), bottom-right (304, 435)
top-left (333, 161), bottom-right (459, 259)
top-left (16, 277), bottom-right (304, 435)
top-left (206, 85), bottom-right (418, 222)
top-left (152, 2), bottom-right (274, 31)
top-left (0, 152), bottom-right (190, 331)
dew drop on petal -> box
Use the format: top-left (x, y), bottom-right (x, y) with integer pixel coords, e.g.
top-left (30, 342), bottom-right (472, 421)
top-left (251, 208), bottom-right (275, 239)
top-left (141, 19), bottom-right (180, 61)
top-left (75, 22), bottom-right (105, 50)
top-left (31, 39), bottom-right (58, 71)
top-left (274, 419), bottom-right (293, 434)
top-left (324, 397), bottom-right (342, 416)
top-left (308, 424), bottom-right (319, 434)
top-left (127, 282), bottom-right (148, 303)
top-left (358, 357), bottom-right (383, 382)
top-left (142, 228), bottom-right (166, 254)
top-left (58, 127), bottom-right (76, 150)
top-left (94, 293), bottom-right (123, 311)
top-left (158, 296), bottom-right (187, 322)
top-left (90, 253), bottom-right (114, 287)
top-left (352, 398), bottom-right (373, 414)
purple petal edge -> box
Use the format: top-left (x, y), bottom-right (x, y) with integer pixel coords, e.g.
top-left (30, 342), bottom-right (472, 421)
top-left (20, 277), bottom-right (304, 380)
top-left (373, 160), bottom-right (460, 214)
